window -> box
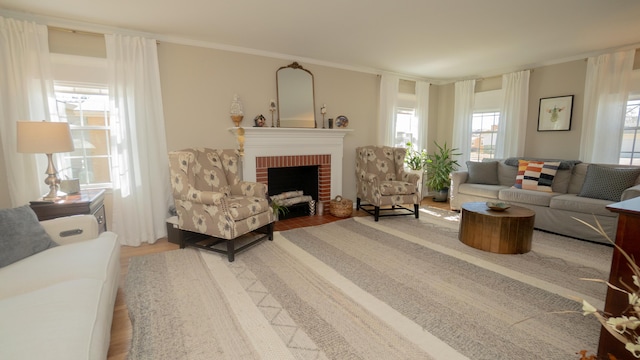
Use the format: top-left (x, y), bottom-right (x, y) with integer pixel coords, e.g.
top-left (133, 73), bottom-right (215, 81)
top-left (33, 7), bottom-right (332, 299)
top-left (54, 83), bottom-right (112, 187)
top-left (394, 107), bottom-right (418, 148)
top-left (620, 99), bottom-right (640, 165)
top-left (470, 111), bottom-right (500, 161)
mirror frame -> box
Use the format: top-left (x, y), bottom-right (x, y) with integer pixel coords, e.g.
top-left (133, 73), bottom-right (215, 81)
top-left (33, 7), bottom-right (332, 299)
top-left (276, 62), bottom-right (317, 128)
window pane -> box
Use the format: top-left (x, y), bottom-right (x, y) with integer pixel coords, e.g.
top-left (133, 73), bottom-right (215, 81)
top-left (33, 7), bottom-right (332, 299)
top-left (394, 108), bottom-right (417, 148)
top-left (471, 111), bottom-right (499, 162)
top-left (621, 130), bottom-right (637, 152)
top-left (70, 129), bottom-right (109, 157)
top-left (620, 100), bottom-right (640, 165)
top-left (67, 157), bottom-right (111, 185)
top-left (54, 83), bottom-right (112, 187)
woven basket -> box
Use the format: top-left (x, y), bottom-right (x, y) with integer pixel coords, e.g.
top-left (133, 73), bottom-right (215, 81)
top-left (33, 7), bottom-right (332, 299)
top-left (329, 196), bottom-right (353, 218)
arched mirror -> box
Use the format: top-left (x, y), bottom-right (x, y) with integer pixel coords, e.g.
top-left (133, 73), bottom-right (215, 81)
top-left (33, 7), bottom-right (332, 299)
top-left (276, 62), bottom-right (316, 128)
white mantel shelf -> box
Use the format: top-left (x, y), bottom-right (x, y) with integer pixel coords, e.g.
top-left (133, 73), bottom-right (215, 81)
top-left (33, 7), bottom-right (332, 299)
top-left (229, 127), bottom-right (353, 198)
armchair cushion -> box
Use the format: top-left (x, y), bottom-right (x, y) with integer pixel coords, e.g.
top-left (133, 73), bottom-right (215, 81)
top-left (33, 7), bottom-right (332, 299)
top-left (0, 205), bottom-right (58, 268)
top-left (226, 196), bottom-right (271, 221)
top-left (379, 181), bottom-right (417, 196)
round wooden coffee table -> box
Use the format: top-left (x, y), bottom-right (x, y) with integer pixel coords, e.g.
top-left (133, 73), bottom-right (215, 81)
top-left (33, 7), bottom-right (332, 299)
top-left (459, 202), bottom-right (535, 254)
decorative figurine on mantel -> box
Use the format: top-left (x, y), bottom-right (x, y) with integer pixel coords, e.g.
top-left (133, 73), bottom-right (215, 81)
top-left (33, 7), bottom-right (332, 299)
top-left (230, 94), bottom-right (244, 127)
top-left (269, 99), bottom-right (277, 127)
top-left (321, 104), bottom-right (327, 128)
top-left (253, 114), bottom-right (266, 127)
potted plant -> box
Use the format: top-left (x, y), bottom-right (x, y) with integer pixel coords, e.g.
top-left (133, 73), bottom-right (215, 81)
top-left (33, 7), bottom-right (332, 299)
top-left (404, 142), bottom-right (429, 171)
top-left (404, 142), bottom-right (429, 198)
top-left (270, 200), bottom-right (289, 220)
top-left (426, 141), bottom-right (461, 202)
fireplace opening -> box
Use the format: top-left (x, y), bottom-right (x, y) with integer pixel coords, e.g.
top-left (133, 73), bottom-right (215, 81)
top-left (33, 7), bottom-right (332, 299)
top-left (268, 165), bottom-right (319, 219)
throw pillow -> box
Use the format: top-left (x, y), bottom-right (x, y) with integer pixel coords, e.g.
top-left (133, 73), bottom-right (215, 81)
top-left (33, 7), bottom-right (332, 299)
top-left (0, 205), bottom-right (58, 268)
top-left (512, 160), bottom-right (560, 192)
top-left (466, 161), bottom-right (499, 185)
top-left (578, 165), bottom-right (640, 202)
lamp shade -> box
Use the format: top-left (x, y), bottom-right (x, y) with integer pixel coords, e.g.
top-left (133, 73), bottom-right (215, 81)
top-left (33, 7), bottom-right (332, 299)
top-left (17, 121), bottom-right (74, 154)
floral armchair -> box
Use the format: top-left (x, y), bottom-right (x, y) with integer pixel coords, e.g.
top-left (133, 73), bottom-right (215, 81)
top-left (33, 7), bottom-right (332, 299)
top-left (168, 148), bottom-right (275, 261)
top-left (355, 146), bottom-right (420, 221)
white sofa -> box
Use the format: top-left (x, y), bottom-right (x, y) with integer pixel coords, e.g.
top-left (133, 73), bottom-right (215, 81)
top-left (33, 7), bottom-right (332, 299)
top-left (450, 158), bottom-right (640, 243)
top-left (0, 214), bottom-right (120, 360)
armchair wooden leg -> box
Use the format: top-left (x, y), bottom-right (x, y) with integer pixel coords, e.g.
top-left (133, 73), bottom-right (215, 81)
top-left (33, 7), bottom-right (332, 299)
top-left (356, 197), bottom-right (361, 210)
top-left (414, 204), bottom-right (419, 219)
top-left (179, 230), bottom-right (186, 249)
top-left (374, 206), bottom-right (380, 222)
top-left (268, 222), bottom-right (274, 241)
top-left (227, 240), bottom-right (235, 262)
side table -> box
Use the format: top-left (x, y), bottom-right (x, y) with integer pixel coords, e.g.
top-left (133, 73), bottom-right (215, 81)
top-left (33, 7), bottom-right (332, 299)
top-left (459, 202), bottom-right (535, 254)
top-left (29, 189), bottom-right (107, 233)
top-left (598, 197), bottom-right (640, 358)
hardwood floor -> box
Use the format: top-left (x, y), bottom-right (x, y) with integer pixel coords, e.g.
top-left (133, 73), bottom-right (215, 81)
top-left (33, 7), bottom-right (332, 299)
top-left (106, 198), bottom-right (452, 359)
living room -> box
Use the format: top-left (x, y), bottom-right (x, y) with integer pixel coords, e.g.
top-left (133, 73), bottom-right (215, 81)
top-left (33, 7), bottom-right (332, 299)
top-left (2, 1), bottom-right (640, 359)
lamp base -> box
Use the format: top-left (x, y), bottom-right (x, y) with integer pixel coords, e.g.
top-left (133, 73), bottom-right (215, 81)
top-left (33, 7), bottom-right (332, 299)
top-left (42, 153), bottom-right (66, 201)
top-left (42, 187), bottom-right (67, 201)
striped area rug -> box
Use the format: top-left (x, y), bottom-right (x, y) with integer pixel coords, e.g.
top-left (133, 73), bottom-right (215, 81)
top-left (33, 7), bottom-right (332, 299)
top-left (125, 210), bottom-right (612, 359)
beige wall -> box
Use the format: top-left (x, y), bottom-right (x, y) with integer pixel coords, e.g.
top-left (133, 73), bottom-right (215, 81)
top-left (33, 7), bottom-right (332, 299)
top-left (157, 42), bottom-right (379, 202)
top-left (430, 60), bottom-right (589, 160)
top-left (525, 60), bottom-right (586, 158)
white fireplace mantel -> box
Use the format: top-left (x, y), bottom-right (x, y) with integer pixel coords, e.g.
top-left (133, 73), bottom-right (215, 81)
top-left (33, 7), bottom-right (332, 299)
top-left (229, 127), bottom-right (353, 198)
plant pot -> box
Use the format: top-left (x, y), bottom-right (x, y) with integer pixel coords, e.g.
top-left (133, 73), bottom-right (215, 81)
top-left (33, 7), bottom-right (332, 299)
top-left (432, 188), bottom-right (449, 202)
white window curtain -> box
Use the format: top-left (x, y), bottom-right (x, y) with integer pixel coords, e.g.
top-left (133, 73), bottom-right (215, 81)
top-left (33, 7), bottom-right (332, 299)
top-left (415, 80), bottom-right (430, 151)
top-left (0, 17), bottom-right (55, 206)
top-left (580, 50), bottom-right (635, 163)
top-left (378, 73), bottom-right (399, 146)
top-left (105, 34), bottom-right (172, 246)
top-left (452, 79), bottom-right (476, 169)
top-left (495, 70), bottom-right (530, 158)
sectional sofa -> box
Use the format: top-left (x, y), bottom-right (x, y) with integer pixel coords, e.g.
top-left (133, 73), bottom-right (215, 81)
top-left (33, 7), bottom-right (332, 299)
top-left (450, 158), bottom-right (640, 243)
top-left (0, 208), bottom-right (120, 360)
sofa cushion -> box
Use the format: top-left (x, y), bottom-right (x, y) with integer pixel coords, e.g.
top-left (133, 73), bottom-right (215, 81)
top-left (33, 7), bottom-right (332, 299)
top-left (551, 168), bottom-right (572, 194)
top-left (457, 183), bottom-right (507, 198)
top-left (504, 157), bottom-right (581, 170)
top-left (578, 164), bottom-right (640, 202)
top-left (0, 234), bottom-right (119, 299)
top-left (498, 188), bottom-right (556, 207)
top-left (550, 194), bottom-right (615, 217)
top-left (0, 205), bottom-right (58, 268)
top-left (0, 278), bottom-right (104, 360)
top-left (466, 161), bottom-right (499, 185)
top-left (513, 160), bottom-right (560, 192)
top-left (498, 162), bottom-right (518, 186)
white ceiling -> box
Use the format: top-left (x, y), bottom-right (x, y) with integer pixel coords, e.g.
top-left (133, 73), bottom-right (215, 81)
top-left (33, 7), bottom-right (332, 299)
top-left (2, 0), bottom-right (640, 82)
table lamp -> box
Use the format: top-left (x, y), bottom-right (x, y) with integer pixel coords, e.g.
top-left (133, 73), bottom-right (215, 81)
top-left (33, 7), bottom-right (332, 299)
top-left (17, 121), bottom-right (74, 201)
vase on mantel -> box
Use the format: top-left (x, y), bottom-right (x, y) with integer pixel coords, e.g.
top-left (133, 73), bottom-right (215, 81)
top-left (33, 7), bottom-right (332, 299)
top-left (231, 115), bottom-right (243, 127)
top-left (230, 94), bottom-right (244, 127)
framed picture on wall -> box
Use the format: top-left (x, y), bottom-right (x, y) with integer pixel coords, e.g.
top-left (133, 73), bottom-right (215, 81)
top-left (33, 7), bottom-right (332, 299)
top-left (537, 95), bottom-right (573, 131)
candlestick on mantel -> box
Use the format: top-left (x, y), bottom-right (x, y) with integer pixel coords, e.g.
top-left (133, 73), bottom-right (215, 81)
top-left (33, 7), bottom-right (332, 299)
top-left (269, 99), bottom-right (277, 127)
top-left (321, 104), bottom-right (327, 128)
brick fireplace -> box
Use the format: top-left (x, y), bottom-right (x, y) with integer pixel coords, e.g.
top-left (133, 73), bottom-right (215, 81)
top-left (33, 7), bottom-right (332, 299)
top-left (230, 127), bottom-right (352, 204)
top-left (256, 154), bottom-right (331, 204)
